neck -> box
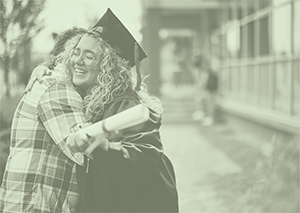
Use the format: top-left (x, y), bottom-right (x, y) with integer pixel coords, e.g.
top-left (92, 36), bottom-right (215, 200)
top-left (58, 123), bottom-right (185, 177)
top-left (85, 88), bottom-right (93, 96)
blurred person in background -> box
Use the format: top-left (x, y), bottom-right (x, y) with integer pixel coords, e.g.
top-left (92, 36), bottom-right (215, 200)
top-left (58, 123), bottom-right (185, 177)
top-left (191, 54), bottom-right (218, 126)
top-left (25, 8), bottom-right (178, 213)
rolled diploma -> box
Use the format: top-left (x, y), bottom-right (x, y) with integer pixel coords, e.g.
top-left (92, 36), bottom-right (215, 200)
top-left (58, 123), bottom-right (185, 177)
top-left (77, 104), bottom-right (149, 154)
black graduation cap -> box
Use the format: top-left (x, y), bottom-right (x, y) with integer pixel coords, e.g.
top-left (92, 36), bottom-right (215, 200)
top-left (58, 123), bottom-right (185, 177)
top-left (91, 8), bottom-right (147, 68)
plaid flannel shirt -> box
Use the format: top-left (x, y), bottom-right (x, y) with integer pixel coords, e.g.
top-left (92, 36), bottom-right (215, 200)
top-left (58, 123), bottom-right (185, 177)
top-left (0, 71), bottom-right (85, 213)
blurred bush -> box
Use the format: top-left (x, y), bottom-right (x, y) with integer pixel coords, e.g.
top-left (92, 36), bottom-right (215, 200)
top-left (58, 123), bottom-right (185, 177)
top-left (0, 93), bottom-right (23, 130)
top-left (0, 92), bottom-right (23, 185)
top-left (202, 125), bottom-right (299, 213)
top-left (242, 135), bottom-right (299, 213)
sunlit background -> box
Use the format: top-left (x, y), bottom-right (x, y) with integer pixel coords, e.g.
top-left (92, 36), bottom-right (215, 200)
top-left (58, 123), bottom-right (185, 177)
top-left (33, 0), bottom-right (143, 53)
top-left (0, 0), bottom-right (299, 212)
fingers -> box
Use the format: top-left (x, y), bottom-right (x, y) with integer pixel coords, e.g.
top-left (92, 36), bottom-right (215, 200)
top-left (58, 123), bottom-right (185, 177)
top-left (67, 123), bottom-right (111, 154)
top-left (37, 69), bottom-right (51, 82)
top-left (24, 66), bottom-right (51, 94)
top-left (66, 132), bottom-right (78, 153)
top-left (67, 131), bottom-right (93, 153)
top-left (76, 133), bottom-right (93, 151)
top-left (68, 124), bottom-right (95, 153)
top-left (46, 69), bottom-right (52, 75)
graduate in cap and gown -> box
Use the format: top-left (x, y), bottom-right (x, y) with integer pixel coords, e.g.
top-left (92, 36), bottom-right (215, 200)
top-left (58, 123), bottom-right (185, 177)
top-left (67, 8), bottom-right (179, 213)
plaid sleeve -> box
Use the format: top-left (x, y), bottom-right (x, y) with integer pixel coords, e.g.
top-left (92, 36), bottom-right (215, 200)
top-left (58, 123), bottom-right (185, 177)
top-left (37, 81), bottom-right (85, 165)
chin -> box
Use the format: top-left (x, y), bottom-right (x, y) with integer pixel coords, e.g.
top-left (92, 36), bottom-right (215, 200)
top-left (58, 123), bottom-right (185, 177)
top-left (72, 79), bottom-right (82, 87)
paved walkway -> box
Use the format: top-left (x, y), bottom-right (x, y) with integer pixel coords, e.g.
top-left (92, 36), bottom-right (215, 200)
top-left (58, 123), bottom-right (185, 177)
top-left (160, 123), bottom-right (242, 213)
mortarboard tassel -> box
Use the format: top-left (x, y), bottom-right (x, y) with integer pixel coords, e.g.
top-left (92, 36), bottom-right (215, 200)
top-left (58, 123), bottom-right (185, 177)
top-left (134, 42), bottom-right (141, 91)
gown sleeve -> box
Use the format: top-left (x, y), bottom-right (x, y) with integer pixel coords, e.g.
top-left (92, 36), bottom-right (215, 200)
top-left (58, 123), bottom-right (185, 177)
top-left (84, 96), bottom-right (178, 212)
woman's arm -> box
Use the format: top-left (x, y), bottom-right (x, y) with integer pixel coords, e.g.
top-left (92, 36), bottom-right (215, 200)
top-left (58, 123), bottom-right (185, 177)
top-left (37, 81), bottom-right (86, 165)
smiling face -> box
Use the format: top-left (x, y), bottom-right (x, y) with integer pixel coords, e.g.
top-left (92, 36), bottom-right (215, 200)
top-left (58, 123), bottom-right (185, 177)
top-left (71, 35), bottom-right (101, 93)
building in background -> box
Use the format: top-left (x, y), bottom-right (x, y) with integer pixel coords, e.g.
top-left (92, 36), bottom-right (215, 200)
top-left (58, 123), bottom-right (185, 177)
top-left (140, 0), bottom-right (299, 136)
top-left (211, 0), bottom-right (299, 136)
top-left (141, 0), bottom-right (220, 98)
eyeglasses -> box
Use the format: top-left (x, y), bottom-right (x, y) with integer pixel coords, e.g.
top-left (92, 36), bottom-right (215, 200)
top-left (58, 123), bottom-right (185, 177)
top-left (71, 49), bottom-right (96, 66)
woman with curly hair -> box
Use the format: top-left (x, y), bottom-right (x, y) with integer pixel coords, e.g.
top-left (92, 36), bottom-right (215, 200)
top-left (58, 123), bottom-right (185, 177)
top-left (27, 8), bottom-right (178, 213)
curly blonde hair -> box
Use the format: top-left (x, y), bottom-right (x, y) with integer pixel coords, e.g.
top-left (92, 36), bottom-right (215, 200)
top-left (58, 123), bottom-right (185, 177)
top-left (73, 32), bottom-right (133, 122)
top-left (60, 30), bottom-right (163, 123)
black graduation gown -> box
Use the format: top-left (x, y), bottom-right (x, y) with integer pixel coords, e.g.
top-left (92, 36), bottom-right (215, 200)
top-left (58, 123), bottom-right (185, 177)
top-left (76, 90), bottom-right (178, 213)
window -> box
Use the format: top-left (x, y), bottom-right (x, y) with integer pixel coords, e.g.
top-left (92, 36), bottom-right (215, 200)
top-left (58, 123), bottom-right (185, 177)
top-left (239, 1), bottom-right (247, 18)
top-left (253, 65), bottom-right (260, 103)
top-left (246, 0), bottom-right (255, 16)
top-left (259, 0), bottom-right (270, 9)
top-left (247, 21), bottom-right (255, 58)
top-left (273, 0), bottom-right (290, 6)
top-left (222, 34), bottom-right (230, 59)
top-left (239, 25), bottom-right (247, 58)
top-left (259, 63), bottom-right (270, 107)
top-left (293, 0), bottom-right (300, 55)
top-left (226, 20), bottom-right (240, 57)
top-left (236, 1), bottom-right (243, 19)
top-left (259, 17), bottom-right (270, 56)
top-left (293, 61), bottom-right (299, 117)
top-left (272, 4), bottom-right (292, 56)
top-left (247, 65), bottom-right (255, 102)
top-left (240, 68), bottom-right (248, 101)
top-left (231, 66), bottom-right (238, 97)
top-left (274, 61), bottom-right (290, 113)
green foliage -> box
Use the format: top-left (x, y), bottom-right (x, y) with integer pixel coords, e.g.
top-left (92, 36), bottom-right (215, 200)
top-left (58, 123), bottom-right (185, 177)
top-left (244, 135), bottom-right (300, 213)
top-left (0, 0), bottom-right (46, 52)
top-left (200, 125), bottom-right (299, 213)
top-left (0, 0), bottom-right (46, 96)
top-left (0, 93), bottom-right (23, 130)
